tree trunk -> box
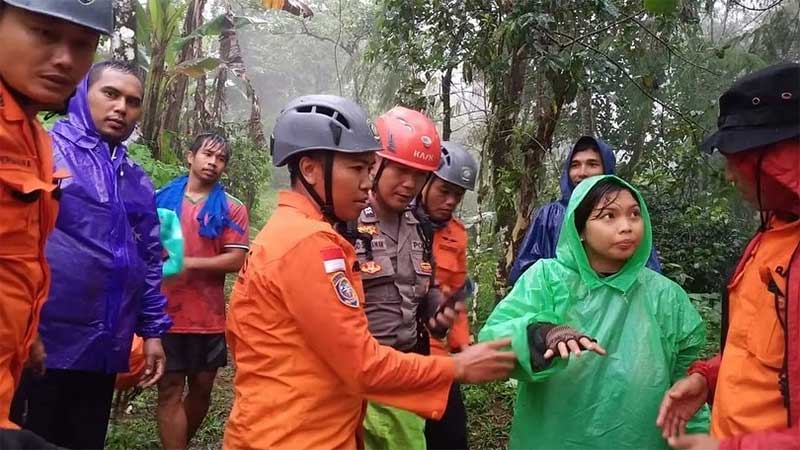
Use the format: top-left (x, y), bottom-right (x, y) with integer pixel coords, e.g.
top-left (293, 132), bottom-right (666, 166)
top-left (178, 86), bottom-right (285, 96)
top-left (163, 0), bottom-right (207, 144)
top-left (618, 105), bottom-right (653, 179)
top-left (480, 45), bottom-right (528, 293)
top-left (141, 43), bottom-right (168, 159)
top-left (111, 0), bottom-right (137, 63)
top-left (441, 66), bottom-right (453, 140)
top-left (504, 72), bottom-right (570, 274)
top-left (577, 87), bottom-right (596, 136)
top-left (193, 74), bottom-right (209, 134)
top-left (210, 16), bottom-right (231, 124)
top-left (218, 9), bottom-right (267, 146)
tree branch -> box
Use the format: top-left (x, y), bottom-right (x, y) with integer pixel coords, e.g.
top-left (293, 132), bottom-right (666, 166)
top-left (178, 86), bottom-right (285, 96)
top-left (294, 20), bottom-right (354, 56)
top-left (631, 17), bottom-right (723, 76)
top-left (730, 0), bottom-right (784, 12)
top-left (558, 9), bottom-right (646, 50)
top-left (334, 0), bottom-right (344, 96)
top-left (544, 29), bottom-right (709, 133)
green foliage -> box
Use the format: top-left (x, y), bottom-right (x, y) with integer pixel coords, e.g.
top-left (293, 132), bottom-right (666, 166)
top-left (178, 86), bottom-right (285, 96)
top-left (106, 368), bottom-right (235, 450)
top-left (634, 141), bottom-right (756, 295)
top-left (128, 143), bottom-right (186, 188)
top-left (172, 56), bottom-right (225, 78)
top-left (463, 381), bottom-right (515, 450)
top-left (688, 292), bottom-right (723, 358)
top-left (219, 122), bottom-right (271, 214)
top-left (37, 113), bottom-right (64, 131)
top-left (644, 0), bottom-right (679, 15)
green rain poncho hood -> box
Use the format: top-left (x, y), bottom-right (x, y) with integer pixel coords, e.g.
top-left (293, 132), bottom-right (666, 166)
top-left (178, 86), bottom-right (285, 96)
top-left (480, 175), bottom-right (709, 450)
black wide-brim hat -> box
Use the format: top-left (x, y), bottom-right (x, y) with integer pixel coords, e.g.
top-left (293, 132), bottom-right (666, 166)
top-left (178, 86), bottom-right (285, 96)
top-left (701, 62), bottom-right (800, 155)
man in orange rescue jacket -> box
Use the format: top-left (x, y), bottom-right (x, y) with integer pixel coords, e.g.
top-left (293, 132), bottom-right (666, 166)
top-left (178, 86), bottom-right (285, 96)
top-left (656, 63), bottom-right (800, 450)
top-left (223, 95), bottom-right (516, 450)
top-left (0, 0), bottom-right (111, 429)
top-left (420, 141), bottom-right (479, 450)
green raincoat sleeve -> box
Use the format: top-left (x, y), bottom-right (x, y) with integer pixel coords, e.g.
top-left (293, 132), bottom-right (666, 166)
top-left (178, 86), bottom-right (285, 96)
top-left (478, 261), bottom-right (568, 382)
top-left (656, 280), bottom-right (710, 433)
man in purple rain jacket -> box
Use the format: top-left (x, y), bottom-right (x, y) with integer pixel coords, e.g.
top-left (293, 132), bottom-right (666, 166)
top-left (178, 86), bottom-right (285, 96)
top-left (13, 61), bottom-right (172, 450)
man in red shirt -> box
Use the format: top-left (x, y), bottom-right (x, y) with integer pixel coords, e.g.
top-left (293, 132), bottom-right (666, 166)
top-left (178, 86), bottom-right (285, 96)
top-left (155, 133), bottom-right (249, 450)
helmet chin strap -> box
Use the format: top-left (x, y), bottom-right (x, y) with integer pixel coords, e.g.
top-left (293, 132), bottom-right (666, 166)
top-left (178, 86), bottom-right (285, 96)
top-left (299, 152), bottom-right (339, 223)
top-left (371, 158), bottom-right (387, 193)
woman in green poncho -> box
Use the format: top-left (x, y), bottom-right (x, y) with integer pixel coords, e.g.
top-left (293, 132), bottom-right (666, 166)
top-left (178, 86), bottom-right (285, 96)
top-left (480, 175), bottom-right (709, 449)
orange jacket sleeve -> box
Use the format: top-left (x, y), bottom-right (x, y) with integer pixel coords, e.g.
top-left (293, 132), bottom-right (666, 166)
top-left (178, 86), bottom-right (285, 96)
top-left (448, 312), bottom-right (471, 352)
top-left (275, 233), bottom-right (456, 418)
top-left (434, 222), bottom-right (471, 353)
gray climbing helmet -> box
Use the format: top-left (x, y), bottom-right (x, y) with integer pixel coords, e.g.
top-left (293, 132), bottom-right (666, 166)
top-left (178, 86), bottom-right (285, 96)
top-left (271, 95), bottom-right (381, 167)
top-left (3, 0), bottom-right (114, 35)
top-left (435, 141), bottom-right (478, 191)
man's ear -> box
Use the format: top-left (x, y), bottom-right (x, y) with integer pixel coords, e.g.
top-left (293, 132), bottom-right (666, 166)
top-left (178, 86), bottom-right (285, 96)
top-left (298, 154), bottom-right (320, 186)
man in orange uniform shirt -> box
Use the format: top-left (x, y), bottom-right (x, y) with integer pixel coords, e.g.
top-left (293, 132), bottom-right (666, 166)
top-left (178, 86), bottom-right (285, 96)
top-left (420, 141), bottom-right (478, 449)
top-left (0, 0), bottom-right (111, 429)
top-left (657, 63), bottom-right (800, 450)
top-left (224, 95), bottom-right (516, 450)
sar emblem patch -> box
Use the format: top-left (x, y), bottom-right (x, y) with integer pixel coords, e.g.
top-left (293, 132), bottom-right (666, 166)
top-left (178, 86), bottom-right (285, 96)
top-left (331, 272), bottom-right (359, 308)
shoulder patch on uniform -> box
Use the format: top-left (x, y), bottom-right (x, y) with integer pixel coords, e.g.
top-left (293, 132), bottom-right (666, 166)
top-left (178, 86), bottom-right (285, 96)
top-left (321, 246), bottom-right (347, 273)
top-left (411, 240), bottom-right (424, 252)
top-left (330, 272), bottom-right (359, 308)
top-left (358, 224), bottom-right (379, 236)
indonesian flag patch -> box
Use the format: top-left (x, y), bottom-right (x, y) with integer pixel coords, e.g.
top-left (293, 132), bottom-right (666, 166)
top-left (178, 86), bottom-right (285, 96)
top-left (320, 246), bottom-right (347, 273)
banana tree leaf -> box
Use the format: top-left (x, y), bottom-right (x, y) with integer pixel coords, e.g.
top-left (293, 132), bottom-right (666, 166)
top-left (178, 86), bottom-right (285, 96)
top-left (171, 56), bottom-right (224, 78)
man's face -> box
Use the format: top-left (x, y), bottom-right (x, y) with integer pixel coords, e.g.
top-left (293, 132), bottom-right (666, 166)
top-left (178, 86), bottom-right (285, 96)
top-left (331, 152), bottom-right (375, 221)
top-left (423, 177), bottom-right (466, 222)
top-left (188, 140), bottom-right (229, 184)
top-left (87, 68), bottom-right (143, 143)
top-left (568, 148), bottom-right (604, 186)
top-left (724, 157), bottom-right (758, 205)
top-left (0, 6), bottom-right (99, 108)
top-left (296, 152), bottom-right (375, 221)
top-left (373, 158), bottom-right (429, 212)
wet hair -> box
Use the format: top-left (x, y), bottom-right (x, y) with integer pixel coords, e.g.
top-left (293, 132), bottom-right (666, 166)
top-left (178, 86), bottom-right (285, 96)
top-left (88, 60), bottom-right (144, 86)
top-left (189, 132), bottom-right (231, 159)
top-left (573, 178), bottom-right (641, 235)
